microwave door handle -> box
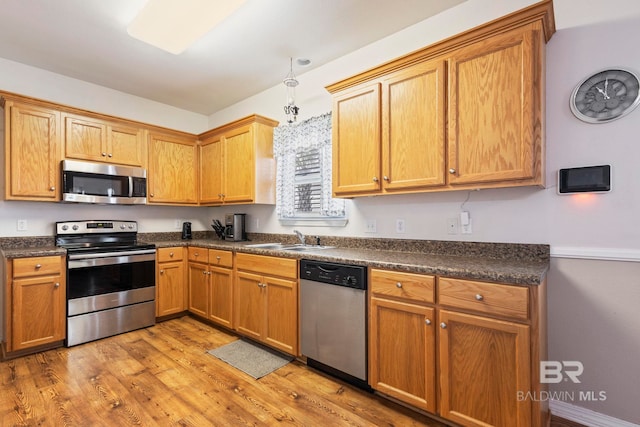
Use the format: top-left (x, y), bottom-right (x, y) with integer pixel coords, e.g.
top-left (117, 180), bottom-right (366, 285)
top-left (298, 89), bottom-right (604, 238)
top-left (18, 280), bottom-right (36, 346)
top-left (128, 176), bottom-right (133, 197)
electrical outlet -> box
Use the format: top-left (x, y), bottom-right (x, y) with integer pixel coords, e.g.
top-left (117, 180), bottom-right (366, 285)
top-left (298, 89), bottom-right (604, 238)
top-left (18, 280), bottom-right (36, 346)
top-left (174, 219), bottom-right (182, 230)
top-left (17, 219), bottom-right (28, 231)
top-left (447, 217), bottom-right (458, 235)
top-left (461, 218), bottom-right (473, 234)
top-left (365, 219), bottom-right (377, 233)
top-left (396, 219), bottom-right (405, 234)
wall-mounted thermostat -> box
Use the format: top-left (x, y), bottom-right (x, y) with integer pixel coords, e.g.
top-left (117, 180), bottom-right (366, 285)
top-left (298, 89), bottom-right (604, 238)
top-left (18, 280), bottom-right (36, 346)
top-left (557, 165), bottom-right (611, 194)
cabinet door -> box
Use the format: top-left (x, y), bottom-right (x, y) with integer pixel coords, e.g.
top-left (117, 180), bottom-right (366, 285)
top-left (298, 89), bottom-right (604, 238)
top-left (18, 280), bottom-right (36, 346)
top-left (208, 266), bottom-right (233, 329)
top-left (187, 262), bottom-right (208, 318)
top-left (382, 60), bottom-right (446, 191)
top-left (148, 133), bottom-right (198, 204)
top-left (223, 125), bottom-right (254, 203)
top-left (439, 310), bottom-right (531, 427)
top-left (11, 274), bottom-right (65, 351)
top-left (157, 261), bottom-right (186, 317)
top-left (448, 26), bottom-right (540, 185)
top-left (264, 275), bottom-right (297, 355)
top-left (64, 115), bottom-right (107, 162)
top-left (332, 83), bottom-right (382, 196)
top-left (6, 104), bottom-right (61, 200)
top-left (199, 136), bottom-right (224, 204)
top-left (369, 297), bottom-right (436, 412)
top-left (108, 124), bottom-right (145, 167)
top-left (234, 271), bottom-right (264, 341)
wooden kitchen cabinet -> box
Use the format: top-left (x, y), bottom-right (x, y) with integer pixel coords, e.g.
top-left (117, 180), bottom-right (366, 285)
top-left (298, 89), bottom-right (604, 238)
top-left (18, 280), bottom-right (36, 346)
top-left (3, 255), bottom-right (66, 353)
top-left (63, 114), bottom-right (145, 167)
top-left (2, 97), bottom-right (61, 201)
top-left (147, 131), bottom-right (198, 205)
top-left (331, 59), bottom-right (446, 197)
top-left (156, 247), bottom-right (187, 317)
top-left (369, 269), bottom-right (437, 413)
top-left (186, 247), bottom-right (234, 329)
top-left (327, 1), bottom-right (554, 197)
top-left (198, 115), bottom-right (278, 205)
top-left (234, 253), bottom-right (298, 355)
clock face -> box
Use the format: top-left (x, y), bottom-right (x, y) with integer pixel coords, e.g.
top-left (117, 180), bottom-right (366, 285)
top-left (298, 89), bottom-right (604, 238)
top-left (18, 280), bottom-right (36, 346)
top-left (570, 68), bottom-right (640, 123)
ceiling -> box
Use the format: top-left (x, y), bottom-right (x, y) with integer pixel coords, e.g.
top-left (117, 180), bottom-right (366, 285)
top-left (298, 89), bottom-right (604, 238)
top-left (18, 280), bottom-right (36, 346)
top-left (0, 0), bottom-right (465, 115)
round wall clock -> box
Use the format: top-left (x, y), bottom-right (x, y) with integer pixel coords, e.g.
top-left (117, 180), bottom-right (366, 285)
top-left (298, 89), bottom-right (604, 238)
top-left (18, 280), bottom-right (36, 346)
top-left (570, 68), bottom-right (640, 123)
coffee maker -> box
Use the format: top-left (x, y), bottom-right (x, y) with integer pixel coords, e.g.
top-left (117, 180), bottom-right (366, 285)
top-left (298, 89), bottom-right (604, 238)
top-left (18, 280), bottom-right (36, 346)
top-left (224, 213), bottom-right (247, 241)
top-left (181, 221), bottom-right (192, 240)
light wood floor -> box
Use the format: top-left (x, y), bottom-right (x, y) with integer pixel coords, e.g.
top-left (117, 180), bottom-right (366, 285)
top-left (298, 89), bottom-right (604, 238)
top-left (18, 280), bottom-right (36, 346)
top-left (1, 316), bottom-right (446, 426)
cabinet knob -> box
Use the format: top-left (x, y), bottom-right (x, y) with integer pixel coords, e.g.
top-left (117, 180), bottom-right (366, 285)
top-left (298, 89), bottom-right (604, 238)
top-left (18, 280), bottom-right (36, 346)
top-left (194, 252), bottom-right (199, 257)
top-left (169, 252), bottom-right (174, 257)
top-left (160, 269), bottom-right (164, 274)
top-left (202, 270), bottom-right (207, 275)
top-left (425, 318), bottom-right (431, 325)
top-left (108, 153), bottom-right (113, 158)
top-left (449, 168), bottom-right (456, 174)
top-left (101, 152), bottom-right (107, 157)
top-left (475, 294), bottom-right (484, 301)
top-left (54, 282), bottom-right (60, 288)
top-left (372, 177), bottom-right (379, 182)
top-left (207, 271), bottom-right (212, 275)
top-left (395, 282), bottom-right (402, 288)
top-left (35, 264), bottom-right (42, 269)
top-left (49, 186), bottom-right (55, 191)
top-left (440, 322), bottom-right (447, 329)
top-left (150, 193), bottom-right (154, 197)
top-left (216, 256), bottom-right (221, 261)
top-left (383, 176), bottom-right (390, 181)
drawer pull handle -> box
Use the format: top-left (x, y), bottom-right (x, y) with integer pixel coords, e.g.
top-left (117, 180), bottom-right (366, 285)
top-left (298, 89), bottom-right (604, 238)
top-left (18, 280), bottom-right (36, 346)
top-left (396, 282), bottom-right (402, 288)
top-left (216, 256), bottom-right (221, 261)
top-left (440, 322), bottom-right (447, 329)
top-left (35, 264), bottom-right (42, 269)
top-left (475, 294), bottom-right (484, 301)
top-left (425, 319), bottom-right (431, 325)
top-left (169, 252), bottom-right (174, 257)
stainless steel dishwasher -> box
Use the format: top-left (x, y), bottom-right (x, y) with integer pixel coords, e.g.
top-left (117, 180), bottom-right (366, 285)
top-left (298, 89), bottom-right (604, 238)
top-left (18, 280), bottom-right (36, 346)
top-left (300, 259), bottom-right (369, 389)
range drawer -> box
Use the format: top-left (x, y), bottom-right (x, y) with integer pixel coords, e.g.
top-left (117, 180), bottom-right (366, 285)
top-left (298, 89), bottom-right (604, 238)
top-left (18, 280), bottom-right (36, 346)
top-left (157, 247), bottom-right (184, 263)
top-left (236, 253), bottom-right (297, 279)
top-left (438, 277), bottom-right (529, 320)
top-left (13, 256), bottom-right (63, 278)
top-left (208, 249), bottom-right (233, 268)
top-left (370, 269), bottom-right (435, 304)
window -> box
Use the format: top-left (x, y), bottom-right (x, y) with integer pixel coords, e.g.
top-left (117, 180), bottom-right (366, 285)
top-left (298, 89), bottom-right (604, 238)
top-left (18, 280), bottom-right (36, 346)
top-left (274, 112), bottom-right (346, 225)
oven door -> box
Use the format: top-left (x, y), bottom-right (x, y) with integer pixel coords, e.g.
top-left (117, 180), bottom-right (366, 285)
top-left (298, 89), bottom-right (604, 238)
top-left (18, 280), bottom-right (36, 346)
top-left (67, 249), bottom-right (156, 316)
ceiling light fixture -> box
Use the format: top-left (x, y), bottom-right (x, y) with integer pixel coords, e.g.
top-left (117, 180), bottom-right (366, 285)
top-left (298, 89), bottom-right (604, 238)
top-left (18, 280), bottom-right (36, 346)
top-left (127, 0), bottom-right (246, 55)
top-left (283, 58), bottom-right (300, 124)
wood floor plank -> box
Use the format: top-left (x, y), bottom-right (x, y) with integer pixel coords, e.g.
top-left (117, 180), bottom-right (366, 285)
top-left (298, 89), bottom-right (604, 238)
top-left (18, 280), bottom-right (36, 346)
top-left (0, 316), bottom-right (447, 426)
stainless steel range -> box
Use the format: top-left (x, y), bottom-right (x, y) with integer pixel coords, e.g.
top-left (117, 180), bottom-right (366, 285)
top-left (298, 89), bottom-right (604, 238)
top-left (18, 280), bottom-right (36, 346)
top-left (55, 220), bottom-right (156, 346)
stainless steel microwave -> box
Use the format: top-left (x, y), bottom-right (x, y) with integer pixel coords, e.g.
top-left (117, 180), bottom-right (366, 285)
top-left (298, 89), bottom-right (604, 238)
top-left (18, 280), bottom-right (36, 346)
top-left (61, 160), bottom-right (147, 205)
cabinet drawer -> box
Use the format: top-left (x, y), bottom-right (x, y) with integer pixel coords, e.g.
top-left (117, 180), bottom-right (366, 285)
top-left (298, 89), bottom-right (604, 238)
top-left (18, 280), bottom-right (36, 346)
top-left (438, 277), bottom-right (529, 320)
top-left (188, 247), bottom-right (208, 262)
top-left (157, 247), bottom-right (184, 263)
top-left (236, 253), bottom-right (297, 279)
top-left (13, 256), bottom-right (62, 278)
top-left (208, 249), bottom-right (233, 268)
top-left (370, 269), bottom-right (435, 304)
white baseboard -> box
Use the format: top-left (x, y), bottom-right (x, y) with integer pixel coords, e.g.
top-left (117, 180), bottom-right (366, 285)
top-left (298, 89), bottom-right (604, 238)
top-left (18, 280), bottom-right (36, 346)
top-left (550, 400), bottom-right (639, 427)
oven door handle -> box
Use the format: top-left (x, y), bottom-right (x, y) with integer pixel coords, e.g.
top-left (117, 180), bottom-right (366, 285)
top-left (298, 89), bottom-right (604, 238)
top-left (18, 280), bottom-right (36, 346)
top-left (68, 251), bottom-right (156, 269)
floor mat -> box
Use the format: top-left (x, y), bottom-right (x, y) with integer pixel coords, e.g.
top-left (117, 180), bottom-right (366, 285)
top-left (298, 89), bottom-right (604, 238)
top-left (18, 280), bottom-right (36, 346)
top-left (207, 339), bottom-right (293, 379)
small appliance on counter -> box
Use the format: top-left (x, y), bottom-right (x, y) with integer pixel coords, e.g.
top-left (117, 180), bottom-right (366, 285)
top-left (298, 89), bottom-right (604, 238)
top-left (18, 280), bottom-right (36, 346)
top-left (224, 213), bottom-right (247, 241)
top-left (181, 222), bottom-right (192, 240)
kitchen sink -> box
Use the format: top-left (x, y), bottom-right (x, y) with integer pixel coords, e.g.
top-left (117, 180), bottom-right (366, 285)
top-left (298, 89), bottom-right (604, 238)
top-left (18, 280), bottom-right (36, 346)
top-left (245, 243), bottom-right (335, 251)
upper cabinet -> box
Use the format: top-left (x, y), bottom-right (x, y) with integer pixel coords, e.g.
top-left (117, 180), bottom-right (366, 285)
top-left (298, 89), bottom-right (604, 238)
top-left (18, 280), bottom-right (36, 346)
top-left (2, 97), bottom-right (62, 201)
top-left (64, 114), bottom-right (145, 167)
top-left (327, 0), bottom-right (555, 198)
top-left (147, 131), bottom-right (198, 205)
top-left (198, 115), bottom-right (278, 206)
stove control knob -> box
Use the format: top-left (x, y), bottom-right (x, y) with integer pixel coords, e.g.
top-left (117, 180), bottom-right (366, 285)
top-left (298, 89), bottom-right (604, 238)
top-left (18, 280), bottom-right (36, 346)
top-left (345, 276), bottom-right (356, 286)
top-left (61, 225), bottom-right (68, 231)
top-left (120, 224), bottom-right (126, 230)
top-left (128, 224), bottom-right (134, 229)
top-left (72, 224), bottom-right (79, 231)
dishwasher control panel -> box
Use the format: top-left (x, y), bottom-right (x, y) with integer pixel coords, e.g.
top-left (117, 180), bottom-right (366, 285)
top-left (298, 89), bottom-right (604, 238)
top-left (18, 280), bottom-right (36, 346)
top-left (300, 259), bottom-right (367, 289)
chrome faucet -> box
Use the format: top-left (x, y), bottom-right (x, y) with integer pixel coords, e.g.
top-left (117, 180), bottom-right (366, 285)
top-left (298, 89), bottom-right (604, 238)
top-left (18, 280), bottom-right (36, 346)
top-left (294, 229), bottom-right (305, 245)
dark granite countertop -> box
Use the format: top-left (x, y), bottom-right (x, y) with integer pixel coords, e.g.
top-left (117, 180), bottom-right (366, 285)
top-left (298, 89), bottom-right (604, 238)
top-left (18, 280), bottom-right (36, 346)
top-left (1, 233), bottom-right (549, 286)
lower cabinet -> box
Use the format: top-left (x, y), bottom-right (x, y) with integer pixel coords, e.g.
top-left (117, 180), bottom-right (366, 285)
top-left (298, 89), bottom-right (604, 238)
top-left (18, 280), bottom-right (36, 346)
top-left (4, 255), bottom-right (66, 352)
top-left (156, 247), bottom-right (187, 317)
top-left (369, 269), bottom-right (547, 427)
top-left (234, 253), bottom-right (298, 355)
top-left (187, 247), bottom-right (234, 329)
